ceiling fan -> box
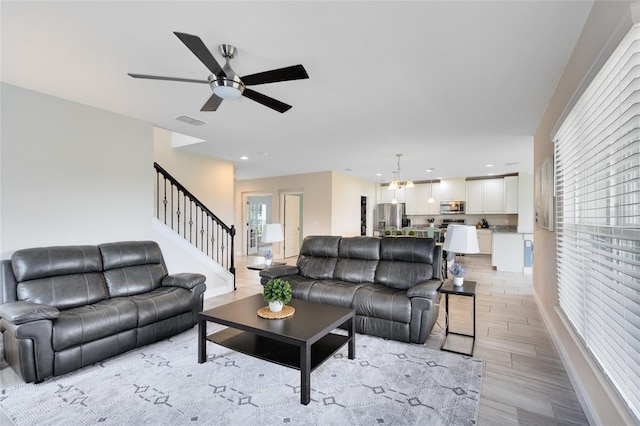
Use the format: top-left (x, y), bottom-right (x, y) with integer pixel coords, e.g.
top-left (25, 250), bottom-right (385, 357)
top-left (128, 32), bottom-right (309, 113)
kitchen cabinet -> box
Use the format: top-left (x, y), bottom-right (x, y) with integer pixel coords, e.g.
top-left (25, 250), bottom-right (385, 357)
top-left (476, 229), bottom-right (492, 254)
top-left (439, 178), bottom-right (466, 201)
top-left (405, 184), bottom-right (428, 214)
top-left (405, 182), bottom-right (440, 215)
top-left (504, 176), bottom-right (519, 214)
top-left (380, 186), bottom-right (405, 204)
top-left (466, 179), bottom-right (504, 214)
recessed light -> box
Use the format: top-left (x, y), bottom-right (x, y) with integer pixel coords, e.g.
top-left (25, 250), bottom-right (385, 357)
top-left (488, 173), bottom-right (495, 176)
top-left (376, 173), bottom-right (382, 177)
top-left (426, 168), bottom-right (434, 172)
top-left (240, 156), bottom-right (249, 160)
top-left (486, 164), bottom-right (494, 168)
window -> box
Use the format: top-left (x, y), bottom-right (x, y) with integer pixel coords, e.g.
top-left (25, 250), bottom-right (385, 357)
top-left (554, 23), bottom-right (640, 421)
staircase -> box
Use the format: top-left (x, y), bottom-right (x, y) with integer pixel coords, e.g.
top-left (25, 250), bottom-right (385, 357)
top-left (154, 162), bottom-right (236, 288)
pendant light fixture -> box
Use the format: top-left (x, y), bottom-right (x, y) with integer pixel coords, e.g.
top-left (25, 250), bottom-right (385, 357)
top-left (388, 154), bottom-right (414, 190)
top-left (427, 168), bottom-right (435, 203)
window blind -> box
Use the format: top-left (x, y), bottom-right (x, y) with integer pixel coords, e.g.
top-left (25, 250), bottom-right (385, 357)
top-left (554, 23), bottom-right (640, 422)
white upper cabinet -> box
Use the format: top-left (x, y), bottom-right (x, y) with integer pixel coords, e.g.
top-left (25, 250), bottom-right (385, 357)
top-left (466, 179), bottom-right (504, 213)
top-left (504, 176), bottom-right (519, 214)
top-left (405, 184), bottom-right (428, 215)
top-left (380, 186), bottom-right (406, 204)
top-left (405, 182), bottom-right (440, 215)
top-left (439, 178), bottom-right (466, 201)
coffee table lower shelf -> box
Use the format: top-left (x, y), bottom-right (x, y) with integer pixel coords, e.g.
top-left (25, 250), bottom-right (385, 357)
top-left (206, 328), bottom-right (350, 372)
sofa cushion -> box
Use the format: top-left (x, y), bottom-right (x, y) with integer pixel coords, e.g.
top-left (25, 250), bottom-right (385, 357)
top-left (375, 237), bottom-right (435, 289)
top-left (103, 264), bottom-right (166, 297)
top-left (296, 236), bottom-right (341, 279)
top-left (17, 273), bottom-right (109, 310)
top-left (99, 241), bottom-right (166, 270)
top-left (100, 241), bottom-right (168, 297)
top-left (379, 237), bottom-right (435, 264)
top-left (307, 280), bottom-right (368, 308)
top-left (128, 286), bottom-right (195, 327)
top-left (299, 236), bottom-right (341, 258)
top-left (333, 237), bottom-right (380, 283)
top-left (11, 245), bottom-right (102, 282)
top-left (352, 285), bottom-right (412, 323)
top-left (52, 298), bottom-right (138, 351)
top-left (374, 261), bottom-right (433, 290)
top-left (10, 245), bottom-right (108, 310)
top-left (338, 237), bottom-right (380, 260)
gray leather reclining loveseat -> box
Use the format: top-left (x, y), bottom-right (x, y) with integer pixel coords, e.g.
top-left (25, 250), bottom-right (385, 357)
top-left (0, 240), bottom-right (206, 383)
top-left (260, 235), bottom-right (443, 344)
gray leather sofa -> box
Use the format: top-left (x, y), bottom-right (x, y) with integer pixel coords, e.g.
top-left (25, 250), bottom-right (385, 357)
top-left (0, 241), bottom-right (206, 383)
top-left (260, 236), bottom-right (442, 344)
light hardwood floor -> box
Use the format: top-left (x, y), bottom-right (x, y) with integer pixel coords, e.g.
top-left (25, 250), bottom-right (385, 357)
top-left (0, 254), bottom-right (589, 425)
top-left (233, 253), bottom-right (589, 426)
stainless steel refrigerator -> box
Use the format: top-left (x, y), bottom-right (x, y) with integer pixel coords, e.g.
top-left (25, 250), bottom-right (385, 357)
top-left (376, 203), bottom-right (407, 231)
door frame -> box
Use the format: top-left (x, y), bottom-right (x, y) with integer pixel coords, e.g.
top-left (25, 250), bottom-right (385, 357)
top-left (242, 192), bottom-right (273, 256)
top-left (279, 191), bottom-right (303, 259)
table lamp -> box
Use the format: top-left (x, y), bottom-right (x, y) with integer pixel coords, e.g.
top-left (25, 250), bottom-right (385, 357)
top-left (443, 225), bottom-right (479, 284)
top-left (261, 223), bottom-right (284, 265)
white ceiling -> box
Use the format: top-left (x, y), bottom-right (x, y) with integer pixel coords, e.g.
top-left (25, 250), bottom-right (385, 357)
top-left (1, 1), bottom-right (594, 183)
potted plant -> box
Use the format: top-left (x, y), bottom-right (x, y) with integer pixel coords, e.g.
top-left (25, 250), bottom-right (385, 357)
top-left (264, 250), bottom-right (273, 266)
top-left (263, 278), bottom-right (292, 312)
top-left (449, 263), bottom-right (467, 286)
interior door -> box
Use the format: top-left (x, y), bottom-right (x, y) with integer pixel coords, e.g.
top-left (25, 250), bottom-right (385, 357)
top-left (284, 194), bottom-right (301, 258)
top-left (245, 196), bottom-right (267, 255)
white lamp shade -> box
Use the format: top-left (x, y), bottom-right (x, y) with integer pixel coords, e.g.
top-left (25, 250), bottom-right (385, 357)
top-left (443, 225), bottom-right (479, 254)
top-left (261, 223), bottom-right (284, 243)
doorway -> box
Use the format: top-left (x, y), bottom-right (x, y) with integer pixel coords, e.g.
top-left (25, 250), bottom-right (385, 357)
top-left (244, 194), bottom-right (272, 256)
top-left (282, 193), bottom-right (303, 258)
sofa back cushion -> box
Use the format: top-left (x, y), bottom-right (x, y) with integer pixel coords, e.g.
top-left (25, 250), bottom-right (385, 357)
top-left (296, 236), bottom-right (341, 279)
top-left (99, 241), bottom-right (167, 297)
top-left (333, 237), bottom-right (380, 283)
top-left (375, 237), bottom-right (435, 289)
top-left (12, 245), bottom-right (108, 310)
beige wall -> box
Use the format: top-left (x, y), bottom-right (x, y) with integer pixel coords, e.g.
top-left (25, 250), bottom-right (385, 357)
top-left (331, 172), bottom-right (377, 237)
top-left (235, 171), bottom-right (376, 255)
top-left (153, 128), bottom-right (235, 226)
top-left (533, 2), bottom-right (636, 424)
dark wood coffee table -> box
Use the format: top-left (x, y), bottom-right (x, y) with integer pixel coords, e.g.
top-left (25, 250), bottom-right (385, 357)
top-left (198, 294), bottom-right (355, 405)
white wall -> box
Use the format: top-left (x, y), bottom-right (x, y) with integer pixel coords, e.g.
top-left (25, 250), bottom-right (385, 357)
top-left (1, 84), bottom-right (235, 297)
top-left (1, 83), bottom-right (153, 255)
top-left (533, 2), bottom-right (637, 424)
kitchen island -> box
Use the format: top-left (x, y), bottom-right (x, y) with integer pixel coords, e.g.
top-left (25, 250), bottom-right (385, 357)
top-left (491, 228), bottom-right (533, 273)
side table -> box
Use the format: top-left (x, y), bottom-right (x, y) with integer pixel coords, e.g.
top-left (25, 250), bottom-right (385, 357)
top-left (246, 262), bottom-right (286, 271)
top-left (440, 279), bottom-right (476, 356)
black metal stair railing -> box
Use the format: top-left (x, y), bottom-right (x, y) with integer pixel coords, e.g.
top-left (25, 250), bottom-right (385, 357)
top-left (154, 162), bottom-right (235, 288)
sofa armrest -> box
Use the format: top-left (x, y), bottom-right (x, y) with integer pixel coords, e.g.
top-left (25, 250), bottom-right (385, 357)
top-left (259, 265), bottom-right (300, 281)
top-left (0, 301), bottom-right (59, 325)
top-left (406, 280), bottom-right (442, 299)
top-left (162, 273), bottom-right (206, 290)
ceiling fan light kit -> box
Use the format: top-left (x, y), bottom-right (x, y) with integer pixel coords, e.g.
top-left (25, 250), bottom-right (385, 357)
top-left (128, 32), bottom-right (309, 113)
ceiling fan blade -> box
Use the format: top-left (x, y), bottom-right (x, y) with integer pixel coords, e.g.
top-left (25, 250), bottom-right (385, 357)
top-left (127, 73), bottom-right (209, 84)
top-left (241, 65), bottom-right (309, 86)
top-left (242, 88), bottom-right (292, 113)
top-left (174, 32), bottom-right (225, 76)
top-left (201, 93), bottom-right (223, 111)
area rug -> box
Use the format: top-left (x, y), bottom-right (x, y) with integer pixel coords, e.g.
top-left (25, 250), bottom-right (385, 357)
top-left (0, 326), bottom-right (483, 425)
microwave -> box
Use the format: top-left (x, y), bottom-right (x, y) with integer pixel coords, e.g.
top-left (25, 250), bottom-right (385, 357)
top-left (440, 201), bottom-right (465, 215)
